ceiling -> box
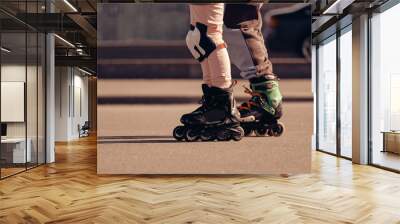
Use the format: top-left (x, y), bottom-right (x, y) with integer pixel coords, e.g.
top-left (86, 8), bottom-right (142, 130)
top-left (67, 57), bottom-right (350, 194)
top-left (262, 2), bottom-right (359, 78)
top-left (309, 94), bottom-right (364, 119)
top-left (0, 0), bottom-right (393, 74)
top-left (0, 0), bottom-right (97, 73)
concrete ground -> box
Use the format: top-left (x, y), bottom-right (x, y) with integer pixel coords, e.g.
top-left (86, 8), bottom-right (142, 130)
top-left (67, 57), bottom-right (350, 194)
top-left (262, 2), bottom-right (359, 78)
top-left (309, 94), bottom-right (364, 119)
top-left (98, 79), bottom-right (312, 101)
top-left (97, 79), bottom-right (313, 174)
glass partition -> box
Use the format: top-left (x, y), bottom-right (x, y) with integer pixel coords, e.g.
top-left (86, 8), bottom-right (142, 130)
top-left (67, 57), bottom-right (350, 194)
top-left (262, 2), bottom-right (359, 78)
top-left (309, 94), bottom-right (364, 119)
top-left (1, 27), bottom-right (28, 178)
top-left (0, 1), bottom-right (46, 179)
top-left (27, 30), bottom-right (38, 169)
top-left (26, 0), bottom-right (42, 169)
top-left (317, 35), bottom-right (337, 154)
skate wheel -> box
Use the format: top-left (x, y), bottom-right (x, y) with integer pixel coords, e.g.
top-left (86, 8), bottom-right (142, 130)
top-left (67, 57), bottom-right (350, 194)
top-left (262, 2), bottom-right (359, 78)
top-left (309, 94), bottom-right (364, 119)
top-left (217, 134), bottom-right (226, 141)
top-left (185, 129), bottom-right (199, 142)
top-left (272, 123), bottom-right (284, 137)
top-left (255, 128), bottom-right (267, 137)
top-left (232, 127), bottom-right (244, 141)
top-left (267, 128), bottom-right (274, 137)
top-left (216, 131), bottom-right (228, 141)
top-left (173, 126), bottom-right (186, 141)
top-left (243, 127), bottom-right (253, 137)
top-left (200, 132), bottom-right (214, 141)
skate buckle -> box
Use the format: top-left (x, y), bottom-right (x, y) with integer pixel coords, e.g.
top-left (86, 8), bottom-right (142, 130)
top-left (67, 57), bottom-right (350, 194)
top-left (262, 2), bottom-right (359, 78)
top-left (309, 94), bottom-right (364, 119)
top-left (240, 115), bottom-right (256, 122)
top-left (261, 101), bottom-right (276, 116)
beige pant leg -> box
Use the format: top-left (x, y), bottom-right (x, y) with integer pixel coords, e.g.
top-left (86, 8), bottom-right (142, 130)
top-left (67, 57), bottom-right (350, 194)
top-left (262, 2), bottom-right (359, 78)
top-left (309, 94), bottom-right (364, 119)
top-left (189, 4), bottom-right (231, 89)
top-left (201, 60), bottom-right (212, 86)
top-left (205, 32), bottom-right (231, 89)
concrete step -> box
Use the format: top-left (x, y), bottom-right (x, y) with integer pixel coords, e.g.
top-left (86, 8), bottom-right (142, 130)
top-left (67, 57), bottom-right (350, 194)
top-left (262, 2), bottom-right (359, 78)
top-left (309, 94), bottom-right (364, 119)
top-left (97, 79), bottom-right (313, 104)
top-left (98, 44), bottom-right (311, 79)
top-left (98, 59), bottom-right (310, 79)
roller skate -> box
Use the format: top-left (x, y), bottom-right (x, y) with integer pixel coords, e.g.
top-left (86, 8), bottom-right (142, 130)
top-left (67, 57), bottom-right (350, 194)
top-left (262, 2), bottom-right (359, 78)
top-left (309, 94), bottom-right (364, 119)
top-left (173, 84), bottom-right (245, 142)
top-left (238, 76), bottom-right (284, 137)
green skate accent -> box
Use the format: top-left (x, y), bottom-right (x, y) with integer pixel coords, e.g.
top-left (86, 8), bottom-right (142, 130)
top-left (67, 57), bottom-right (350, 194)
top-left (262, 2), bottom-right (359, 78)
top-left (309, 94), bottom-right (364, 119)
top-left (250, 80), bottom-right (282, 116)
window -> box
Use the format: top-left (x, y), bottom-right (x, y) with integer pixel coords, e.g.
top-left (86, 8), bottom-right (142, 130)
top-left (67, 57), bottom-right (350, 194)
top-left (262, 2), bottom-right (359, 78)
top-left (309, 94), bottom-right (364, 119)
top-left (317, 35), bottom-right (337, 154)
top-left (339, 27), bottom-right (352, 158)
top-left (370, 3), bottom-right (400, 171)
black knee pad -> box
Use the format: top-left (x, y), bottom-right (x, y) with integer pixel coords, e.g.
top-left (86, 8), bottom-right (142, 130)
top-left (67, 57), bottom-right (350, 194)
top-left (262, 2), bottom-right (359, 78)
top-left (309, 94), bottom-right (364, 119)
top-left (186, 22), bottom-right (217, 62)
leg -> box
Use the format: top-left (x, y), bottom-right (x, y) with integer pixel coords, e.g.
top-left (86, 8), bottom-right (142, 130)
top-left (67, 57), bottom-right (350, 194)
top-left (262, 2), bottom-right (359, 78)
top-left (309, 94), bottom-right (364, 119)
top-left (205, 27), bottom-right (231, 89)
top-left (188, 4), bottom-right (232, 89)
top-left (206, 42), bottom-right (231, 89)
top-left (224, 4), bottom-right (284, 137)
top-left (201, 60), bottom-right (212, 86)
top-left (224, 3), bottom-right (273, 78)
top-left (173, 4), bottom-right (244, 142)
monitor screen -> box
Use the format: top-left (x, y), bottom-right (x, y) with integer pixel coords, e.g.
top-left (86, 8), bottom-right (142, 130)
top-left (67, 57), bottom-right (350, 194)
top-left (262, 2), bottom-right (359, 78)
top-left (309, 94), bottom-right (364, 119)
top-left (1, 123), bottom-right (7, 137)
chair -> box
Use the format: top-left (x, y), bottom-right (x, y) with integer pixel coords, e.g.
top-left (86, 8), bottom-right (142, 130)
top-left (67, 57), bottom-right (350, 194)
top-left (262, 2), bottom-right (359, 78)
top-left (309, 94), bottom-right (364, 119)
top-left (79, 121), bottom-right (90, 138)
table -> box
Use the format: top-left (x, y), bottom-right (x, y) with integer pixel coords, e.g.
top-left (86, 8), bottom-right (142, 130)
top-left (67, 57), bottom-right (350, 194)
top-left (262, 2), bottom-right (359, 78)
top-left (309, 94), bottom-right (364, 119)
top-left (382, 131), bottom-right (400, 154)
top-left (1, 138), bottom-right (31, 164)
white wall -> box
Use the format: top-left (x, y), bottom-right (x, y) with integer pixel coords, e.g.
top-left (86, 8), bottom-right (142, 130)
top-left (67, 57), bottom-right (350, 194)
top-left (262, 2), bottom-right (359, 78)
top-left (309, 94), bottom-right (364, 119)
top-left (1, 82), bottom-right (25, 122)
top-left (1, 65), bottom-right (26, 127)
top-left (72, 73), bottom-right (89, 137)
top-left (1, 65), bottom-right (35, 138)
top-left (55, 67), bottom-right (89, 141)
top-left (1, 63), bottom-right (46, 164)
top-left (55, 66), bottom-right (70, 141)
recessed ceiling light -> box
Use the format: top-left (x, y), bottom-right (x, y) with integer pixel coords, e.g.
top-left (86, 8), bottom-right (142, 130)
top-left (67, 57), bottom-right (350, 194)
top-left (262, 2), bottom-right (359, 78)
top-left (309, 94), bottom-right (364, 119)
top-left (63, 0), bottom-right (78, 12)
top-left (54, 34), bottom-right (75, 48)
top-left (323, 0), bottom-right (354, 15)
top-left (78, 67), bottom-right (93, 76)
top-left (1, 47), bottom-right (11, 53)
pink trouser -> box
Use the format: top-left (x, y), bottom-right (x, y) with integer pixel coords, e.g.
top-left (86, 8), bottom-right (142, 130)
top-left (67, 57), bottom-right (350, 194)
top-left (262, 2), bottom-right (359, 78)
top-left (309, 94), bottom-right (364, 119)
top-left (189, 4), bottom-right (232, 89)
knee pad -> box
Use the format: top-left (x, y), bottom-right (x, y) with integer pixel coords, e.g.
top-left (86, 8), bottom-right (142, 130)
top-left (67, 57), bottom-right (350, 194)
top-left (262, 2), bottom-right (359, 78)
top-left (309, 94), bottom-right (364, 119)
top-left (186, 22), bottom-right (225, 62)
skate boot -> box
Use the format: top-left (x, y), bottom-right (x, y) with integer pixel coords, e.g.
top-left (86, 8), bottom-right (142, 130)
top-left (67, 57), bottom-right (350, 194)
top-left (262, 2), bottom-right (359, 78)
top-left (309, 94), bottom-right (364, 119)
top-left (173, 85), bottom-right (244, 142)
top-left (238, 76), bottom-right (284, 137)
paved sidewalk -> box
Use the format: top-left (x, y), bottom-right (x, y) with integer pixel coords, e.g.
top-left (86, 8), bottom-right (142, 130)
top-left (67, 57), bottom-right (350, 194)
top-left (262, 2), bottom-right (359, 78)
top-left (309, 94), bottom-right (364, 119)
top-left (97, 78), bottom-right (312, 174)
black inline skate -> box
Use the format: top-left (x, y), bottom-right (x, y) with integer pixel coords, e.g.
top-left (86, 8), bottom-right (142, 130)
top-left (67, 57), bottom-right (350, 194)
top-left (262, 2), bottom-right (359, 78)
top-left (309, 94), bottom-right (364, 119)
top-left (238, 76), bottom-right (284, 137)
top-left (173, 84), bottom-right (244, 142)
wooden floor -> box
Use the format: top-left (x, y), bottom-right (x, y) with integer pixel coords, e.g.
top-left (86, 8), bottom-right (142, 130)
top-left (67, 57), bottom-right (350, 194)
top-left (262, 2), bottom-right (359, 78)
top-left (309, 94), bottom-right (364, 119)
top-left (1, 136), bottom-right (400, 224)
top-left (1, 167), bottom-right (26, 178)
top-left (373, 151), bottom-right (400, 171)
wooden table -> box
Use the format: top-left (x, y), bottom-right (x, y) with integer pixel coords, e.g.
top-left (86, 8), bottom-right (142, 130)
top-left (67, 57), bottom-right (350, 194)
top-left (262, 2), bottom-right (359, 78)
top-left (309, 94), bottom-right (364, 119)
top-left (382, 131), bottom-right (400, 154)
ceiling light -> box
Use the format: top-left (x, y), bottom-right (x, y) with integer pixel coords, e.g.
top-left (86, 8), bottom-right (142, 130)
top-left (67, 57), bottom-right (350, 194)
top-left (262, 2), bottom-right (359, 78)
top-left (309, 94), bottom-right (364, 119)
top-left (78, 67), bottom-right (93, 76)
top-left (1, 47), bottom-right (11, 53)
top-left (63, 0), bottom-right (78, 12)
top-left (323, 0), bottom-right (354, 15)
top-left (54, 34), bottom-right (75, 48)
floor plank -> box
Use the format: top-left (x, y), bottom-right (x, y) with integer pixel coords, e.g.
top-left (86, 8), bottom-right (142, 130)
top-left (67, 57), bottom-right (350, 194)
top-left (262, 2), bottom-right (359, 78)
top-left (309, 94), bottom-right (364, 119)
top-left (0, 136), bottom-right (400, 223)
